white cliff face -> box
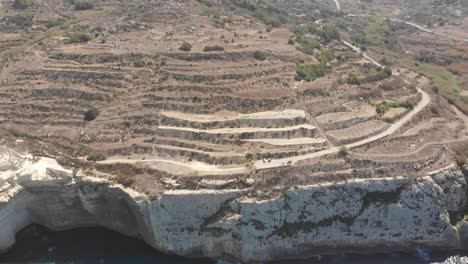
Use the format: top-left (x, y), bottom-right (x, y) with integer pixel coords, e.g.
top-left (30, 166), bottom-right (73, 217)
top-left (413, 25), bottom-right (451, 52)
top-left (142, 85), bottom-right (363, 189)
top-left (0, 146), bottom-right (466, 263)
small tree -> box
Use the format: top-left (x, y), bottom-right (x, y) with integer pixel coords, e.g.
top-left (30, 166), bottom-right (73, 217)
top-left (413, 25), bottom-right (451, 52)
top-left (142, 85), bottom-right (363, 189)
top-left (179, 42), bottom-right (192, 51)
top-left (203, 45), bottom-right (224, 52)
top-left (383, 67), bottom-right (392, 77)
top-left (67, 33), bottom-right (91, 43)
top-left (84, 108), bottom-right (99, 121)
top-left (254, 50), bottom-right (267, 61)
top-left (347, 72), bottom-right (360, 85)
top-left (339, 146), bottom-right (349, 157)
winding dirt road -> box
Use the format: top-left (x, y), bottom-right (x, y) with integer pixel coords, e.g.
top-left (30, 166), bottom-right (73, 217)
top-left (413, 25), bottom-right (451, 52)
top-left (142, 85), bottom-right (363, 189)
top-left (342, 40), bottom-right (384, 68)
top-left (390, 18), bottom-right (468, 43)
top-left (101, 88), bottom-right (431, 175)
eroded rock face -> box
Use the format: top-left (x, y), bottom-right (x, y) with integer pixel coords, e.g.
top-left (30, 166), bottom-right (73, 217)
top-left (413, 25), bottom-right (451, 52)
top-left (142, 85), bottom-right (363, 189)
top-left (431, 167), bottom-right (467, 212)
top-left (0, 148), bottom-right (466, 262)
top-left (186, 177), bottom-right (459, 262)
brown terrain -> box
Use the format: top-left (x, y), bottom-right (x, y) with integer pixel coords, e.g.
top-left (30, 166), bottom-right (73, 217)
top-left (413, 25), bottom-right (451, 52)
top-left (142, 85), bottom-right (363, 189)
top-left (0, 0), bottom-right (467, 196)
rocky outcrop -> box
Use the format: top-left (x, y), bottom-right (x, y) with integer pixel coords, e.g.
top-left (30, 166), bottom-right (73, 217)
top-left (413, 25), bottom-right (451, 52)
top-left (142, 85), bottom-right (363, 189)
top-left (0, 147), bottom-right (467, 263)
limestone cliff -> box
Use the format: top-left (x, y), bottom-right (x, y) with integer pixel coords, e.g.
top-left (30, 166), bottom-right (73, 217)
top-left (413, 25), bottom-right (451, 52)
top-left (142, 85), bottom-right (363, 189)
top-left (0, 147), bottom-right (467, 263)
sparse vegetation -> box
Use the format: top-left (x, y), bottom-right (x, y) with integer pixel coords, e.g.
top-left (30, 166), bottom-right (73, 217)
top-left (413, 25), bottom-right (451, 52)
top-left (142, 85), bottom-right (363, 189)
top-left (399, 58), bottom-right (467, 113)
top-left (296, 63), bottom-right (327, 82)
top-left (233, 1), bottom-right (287, 27)
top-left (66, 33), bottom-right (92, 43)
top-left (133, 61), bottom-right (146, 67)
top-left (254, 50), bottom-right (267, 61)
top-left (297, 37), bottom-right (320, 55)
top-left (87, 151), bottom-right (107, 161)
top-left (347, 72), bottom-right (360, 85)
top-left (2, 0), bottom-right (467, 198)
top-left (12, 0), bottom-right (32, 9)
top-left (375, 99), bottom-right (415, 115)
top-left (73, 0), bottom-right (94, 10)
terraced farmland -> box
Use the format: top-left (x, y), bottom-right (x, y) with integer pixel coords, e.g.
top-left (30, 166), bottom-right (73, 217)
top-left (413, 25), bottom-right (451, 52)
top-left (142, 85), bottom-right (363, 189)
top-left (0, 0), bottom-right (466, 189)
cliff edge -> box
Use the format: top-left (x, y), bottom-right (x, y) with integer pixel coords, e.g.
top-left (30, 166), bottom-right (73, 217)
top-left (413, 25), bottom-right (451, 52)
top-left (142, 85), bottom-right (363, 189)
top-left (0, 146), bottom-right (467, 263)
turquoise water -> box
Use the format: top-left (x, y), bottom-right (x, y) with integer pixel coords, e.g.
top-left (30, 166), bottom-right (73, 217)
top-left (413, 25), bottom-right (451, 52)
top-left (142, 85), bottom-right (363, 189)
top-left (0, 225), bottom-right (466, 264)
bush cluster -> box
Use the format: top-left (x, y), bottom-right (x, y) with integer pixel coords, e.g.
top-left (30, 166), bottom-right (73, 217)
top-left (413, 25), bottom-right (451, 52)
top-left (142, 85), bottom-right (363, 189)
top-left (375, 99), bottom-right (415, 115)
top-left (179, 42), bottom-right (192, 51)
top-left (254, 50), bottom-right (268, 61)
top-left (296, 63), bottom-right (327, 82)
top-left (295, 49), bottom-right (335, 82)
top-left (67, 33), bottom-right (91, 43)
top-left (203, 45), bottom-right (224, 52)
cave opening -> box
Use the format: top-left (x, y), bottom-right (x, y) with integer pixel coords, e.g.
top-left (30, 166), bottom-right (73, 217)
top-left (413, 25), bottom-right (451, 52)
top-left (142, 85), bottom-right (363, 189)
top-left (0, 224), bottom-right (211, 264)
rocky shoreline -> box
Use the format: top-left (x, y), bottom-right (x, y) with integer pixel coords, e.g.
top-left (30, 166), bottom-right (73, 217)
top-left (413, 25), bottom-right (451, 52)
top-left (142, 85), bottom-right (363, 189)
top-left (1, 148), bottom-right (467, 263)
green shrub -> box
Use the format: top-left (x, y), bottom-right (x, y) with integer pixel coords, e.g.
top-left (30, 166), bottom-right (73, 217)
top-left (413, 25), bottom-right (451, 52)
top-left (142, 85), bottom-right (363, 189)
top-left (296, 63), bottom-right (327, 82)
top-left (133, 61), bottom-right (146, 67)
top-left (12, 0), bottom-right (32, 9)
top-left (430, 105), bottom-right (440, 115)
top-left (74, 0), bottom-right (94, 10)
top-left (402, 99), bottom-right (415, 109)
top-left (318, 25), bottom-right (340, 43)
top-left (179, 42), bottom-right (192, 51)
top-left (84, 108), bottom-right (99, 121)
top-left (297, 37), bottom-right (320, 55)
top-left (231, 1), bottom-right (286, 27)
top-left (6, 14), bottom-right (33, 28)
top-left (339, 146), bottom-right (349, 157)
top-left (203, 45), bottom-right (224, 52)
top-left (67, 33), bottom-right (91, 43)
top-left (254, 50), bottom-right (267, 61)
top-left (87, 151), bottom-right (106, 161)
top-left (317, 48), bottom-right (336, 64)
top-left (383, 67), bottom-right (392, 77)
top-left (346, 72), bottom-right (360, 85)
top-left (375, 99), bottom-right (415, 115)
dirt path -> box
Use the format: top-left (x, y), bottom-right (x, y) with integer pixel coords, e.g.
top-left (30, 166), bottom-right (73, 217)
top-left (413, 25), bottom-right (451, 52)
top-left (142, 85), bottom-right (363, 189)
top-left (390, 18), bottom-right (468, 43)
top-left (352, 139), bottom-right (462, 159)
top-left (342, 40), bottom-right (383, 68)
top-left (254, 88), bottom-right (430, 170)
